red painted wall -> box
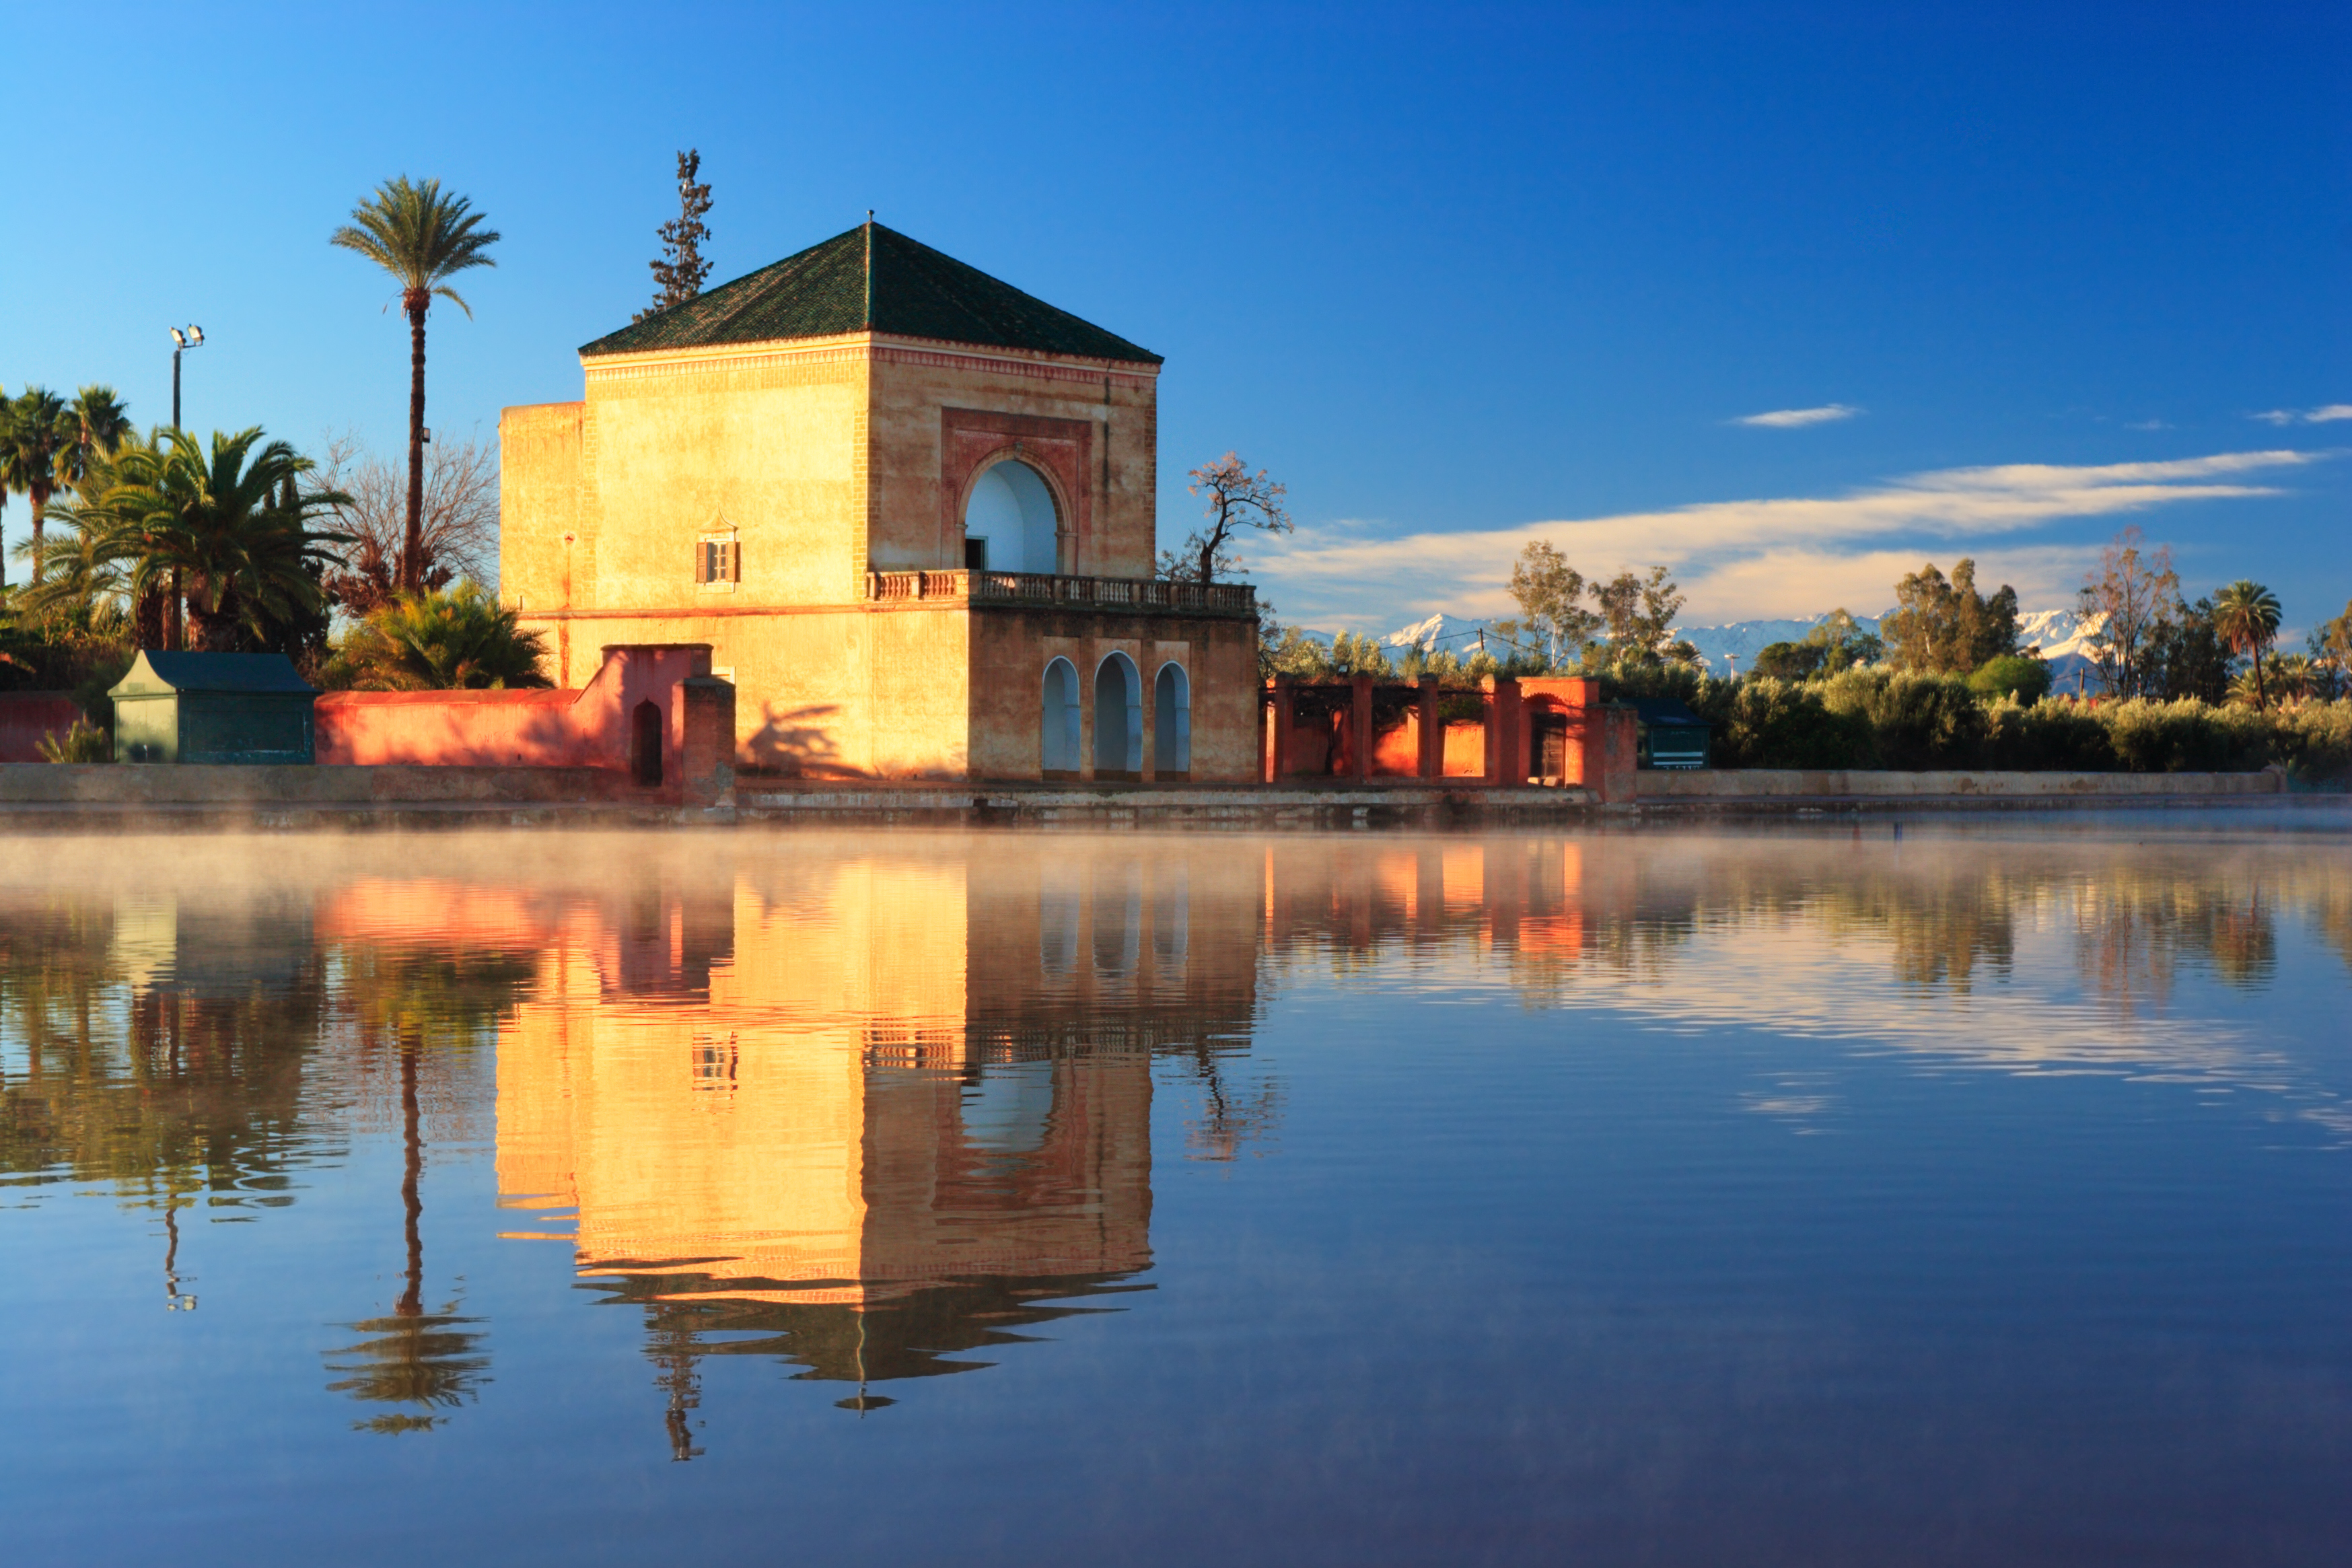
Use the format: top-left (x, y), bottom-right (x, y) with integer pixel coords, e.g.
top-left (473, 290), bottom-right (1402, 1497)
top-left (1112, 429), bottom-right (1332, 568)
top-left (315, 645), bottom-right (711, 781)
top-left (0, 694), bottom-right (85, 762)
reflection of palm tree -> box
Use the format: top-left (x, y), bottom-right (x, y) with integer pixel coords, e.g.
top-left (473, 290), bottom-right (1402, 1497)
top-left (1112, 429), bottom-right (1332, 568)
top-left (398, 1030), bottom-right (423, 1316)
top-left (161, 1199), bottom-right (198, 1312)
top-left (324, 1030), bottom-right (489, 1432)
top-left (324, 1305), bottom-right (491, 1433)
top-left (655, 1321), bottom-right (704, 1461)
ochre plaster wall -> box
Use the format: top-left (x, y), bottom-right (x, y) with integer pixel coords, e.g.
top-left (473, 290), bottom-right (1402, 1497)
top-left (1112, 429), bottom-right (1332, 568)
top-left (574, 338), bottom-right (871, 609)
top-left (968, 608), bottom-right (1258, 783)
top-left (499, 402), bottom-right (583, 616)
top-left (868, 341), bottom-right (1158, 576)
top-left (511, 604), bottom-right (1252, 783)
top-left (513, 606), bottom-right (972, 779)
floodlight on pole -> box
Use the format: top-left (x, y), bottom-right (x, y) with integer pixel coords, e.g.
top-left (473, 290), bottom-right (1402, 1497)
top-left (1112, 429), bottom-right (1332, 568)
top-left (168, 324), bottom-right (206, 431)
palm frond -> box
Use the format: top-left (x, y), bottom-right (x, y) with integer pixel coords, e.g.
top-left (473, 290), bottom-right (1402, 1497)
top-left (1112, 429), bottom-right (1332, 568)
top-left (332, 176), bottom-right (500, 297)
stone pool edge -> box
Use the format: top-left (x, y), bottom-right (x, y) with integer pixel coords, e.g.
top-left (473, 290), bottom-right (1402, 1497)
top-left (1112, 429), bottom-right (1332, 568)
top-left (0, 762), bottom-right (2332, 830)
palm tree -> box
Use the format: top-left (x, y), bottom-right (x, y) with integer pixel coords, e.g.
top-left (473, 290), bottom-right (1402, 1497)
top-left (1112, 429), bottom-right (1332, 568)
top-left (338, 583), bottom-right (551, 690)
top-left (33, 429), bottom-right (176, 644)
top-left (65, 386), bottom-right (131, 493)
top-left (12, 491), bottom-right (135, 635)
top-left (0, 389), bottom-right (12, 590)
top-left (13, 390), bottom-right (140, 625)
top-left (2213, 579), bottom-right (2284, 711)
top-left (330, 177), bottom-right (499, 594)
top-left (2269, 653), bottom-right (2317, 703)
top-left (103, 427), bottom-right (349, 651)
top-left (0, 387), bottom-right (76, 586)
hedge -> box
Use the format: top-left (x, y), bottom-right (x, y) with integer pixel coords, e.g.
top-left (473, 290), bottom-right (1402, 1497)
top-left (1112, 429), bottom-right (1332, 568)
top-left (1618, 664), bottom-right (2351, 779)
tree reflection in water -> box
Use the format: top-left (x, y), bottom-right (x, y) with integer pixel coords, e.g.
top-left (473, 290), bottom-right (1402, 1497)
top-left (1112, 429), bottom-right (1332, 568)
top-left (316, 937), bottom-right (529, 1435)
top-left (0, 890), bottom-right (334, 1308)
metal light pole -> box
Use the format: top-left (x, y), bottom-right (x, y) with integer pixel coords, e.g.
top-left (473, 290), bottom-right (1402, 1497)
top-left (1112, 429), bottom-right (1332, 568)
top-left (162, 324), bottom-right (204, 655)
top-left (168, 325), bottom-right (205, 429)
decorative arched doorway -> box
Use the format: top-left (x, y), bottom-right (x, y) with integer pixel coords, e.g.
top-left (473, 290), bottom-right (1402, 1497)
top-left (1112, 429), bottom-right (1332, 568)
top-left (962, 458), bottom-right (1061, 574)
top-left (1040, 657), bottom-right (1081, 779)
top-left (1094, 652), bottom-right (1141, 780)
top-left (1153, 662), bottom-right (1191, 779)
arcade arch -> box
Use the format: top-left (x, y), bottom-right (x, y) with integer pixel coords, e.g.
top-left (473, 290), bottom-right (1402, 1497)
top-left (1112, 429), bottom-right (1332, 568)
top-left (1040, 657), bottom-right (1081, 777)
top-left (1153, 662), bottom-right (1191, 777)
top-left (1094, 652), bottom-right (1142, 778)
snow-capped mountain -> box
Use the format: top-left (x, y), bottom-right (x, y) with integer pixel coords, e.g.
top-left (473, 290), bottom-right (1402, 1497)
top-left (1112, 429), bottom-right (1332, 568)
top-left (1340, 606), bottom-right (2104, 685)
top-left (2013, 608), bottom-right (2103, 691)
top-left (1379, 613), bottom-right (1484, 651)
top-left (1669, 614), bottom-right (1883, 675)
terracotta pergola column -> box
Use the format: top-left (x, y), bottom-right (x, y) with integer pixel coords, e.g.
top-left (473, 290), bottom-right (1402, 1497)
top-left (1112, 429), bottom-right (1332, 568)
top-left (1351, 673), bottom-right (1375, 783)
top-left (1484, 678), bottom-right (1524, 785)
top-left (1417, 675), bottom-right (1442, 781)
top-left (1271, 676), bottom-right (1296, 782)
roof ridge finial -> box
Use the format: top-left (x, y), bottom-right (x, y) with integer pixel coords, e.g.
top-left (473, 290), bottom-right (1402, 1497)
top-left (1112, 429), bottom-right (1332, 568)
top-left (863, 212), bottom-right (874, 323)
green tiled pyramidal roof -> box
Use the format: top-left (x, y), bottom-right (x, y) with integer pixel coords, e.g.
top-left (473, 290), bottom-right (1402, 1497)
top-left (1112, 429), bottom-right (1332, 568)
top-left (581, 222), bottom-right (1161, 365)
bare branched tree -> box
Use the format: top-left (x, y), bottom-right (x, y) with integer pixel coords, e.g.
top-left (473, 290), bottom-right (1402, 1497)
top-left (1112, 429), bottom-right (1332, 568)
top-left (1160, 452), bottom-right (1289, 583)
top-left (310, 428), bottom-right (497, 616)
top-left (2077, 527), bottom-right (2180, 699)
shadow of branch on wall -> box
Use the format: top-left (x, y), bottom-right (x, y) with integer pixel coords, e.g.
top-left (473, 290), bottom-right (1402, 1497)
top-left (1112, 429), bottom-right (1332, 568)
top-left (743, 703), bottom-right (853, 779)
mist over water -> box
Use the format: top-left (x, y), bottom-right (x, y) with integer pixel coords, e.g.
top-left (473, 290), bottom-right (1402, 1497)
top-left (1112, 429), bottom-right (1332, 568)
top-left (3, 824), bottom-right (2349, 1565)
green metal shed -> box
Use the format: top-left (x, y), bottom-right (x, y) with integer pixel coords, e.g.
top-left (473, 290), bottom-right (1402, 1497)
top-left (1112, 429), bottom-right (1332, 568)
top-left (1629, 697), bottom-right (1713, 770)
top-left (110, 651), bottom-right (318, 764)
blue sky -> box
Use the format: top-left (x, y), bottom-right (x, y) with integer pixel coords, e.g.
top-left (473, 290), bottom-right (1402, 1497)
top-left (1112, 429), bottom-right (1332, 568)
top-left (3, 1), bottom-right (2345, 634)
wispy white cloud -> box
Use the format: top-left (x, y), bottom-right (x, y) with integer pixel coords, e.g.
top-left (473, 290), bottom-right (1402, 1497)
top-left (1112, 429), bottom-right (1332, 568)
top-left (1249, 450), bottom-right (2318, 631)
top-left (2252, 404), bottom-right (2351, 425)
top-left (1734, 402), bottom-right (1861, 428)
top-left (2124, 419), bottom-right (2171, 431)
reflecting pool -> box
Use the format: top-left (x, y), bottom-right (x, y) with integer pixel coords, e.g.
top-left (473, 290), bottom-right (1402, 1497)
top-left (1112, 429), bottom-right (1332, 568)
top-left (3, 822), bottom-right (2349, 1565)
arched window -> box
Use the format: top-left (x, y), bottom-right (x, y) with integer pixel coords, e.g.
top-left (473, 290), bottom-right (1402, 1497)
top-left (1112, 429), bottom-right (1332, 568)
top-left (1041, 657), bottom-right (1081, 777)
top-left (963, 459), bottom-right (1060, 574)
top-left (1153, 662), bottom-right (1191, 777)
top-left (1094, 652), bottom-right (1141, 778)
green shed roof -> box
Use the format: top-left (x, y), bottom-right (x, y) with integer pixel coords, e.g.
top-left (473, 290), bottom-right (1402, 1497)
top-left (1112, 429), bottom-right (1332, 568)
top-left (111, 651), bottom-right (318, 697)
top-left (579, 221), bottom-right (1162, 365)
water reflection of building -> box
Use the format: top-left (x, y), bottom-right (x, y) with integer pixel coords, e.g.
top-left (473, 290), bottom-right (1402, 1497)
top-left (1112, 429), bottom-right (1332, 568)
top-left (487, 843), bottom-right (1260, 1445)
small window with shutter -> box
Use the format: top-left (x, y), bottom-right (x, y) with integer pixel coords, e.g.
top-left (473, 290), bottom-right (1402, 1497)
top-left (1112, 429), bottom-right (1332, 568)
top-left (695, 531), bottom-right (740, 590)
